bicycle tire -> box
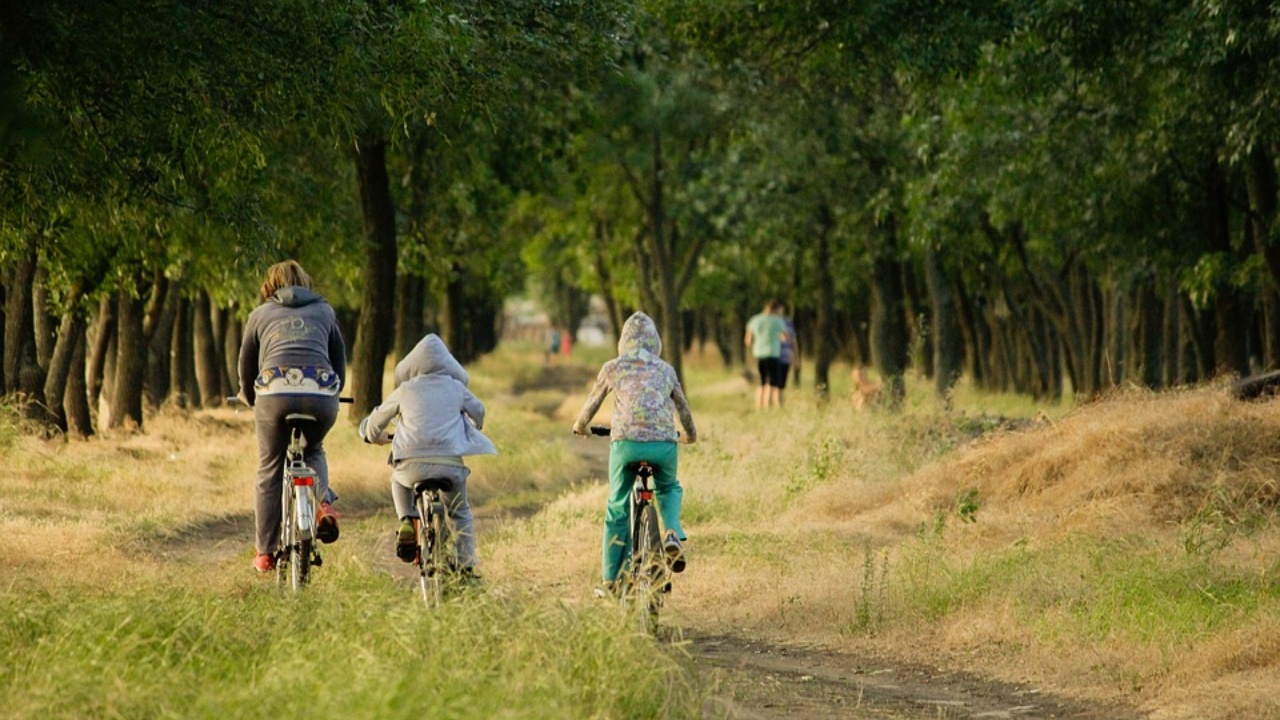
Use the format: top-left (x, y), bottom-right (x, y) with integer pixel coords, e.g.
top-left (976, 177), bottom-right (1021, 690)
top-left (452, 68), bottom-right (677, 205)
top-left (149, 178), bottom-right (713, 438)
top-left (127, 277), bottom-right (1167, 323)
top-left (418, 494), bottom-right (444, 607)
top-left (290, 485), bottom-right (315, 591)
top-left (292, 538), bottom-right (312, 590)
top-left (632, 502), bottom-right (663, 633)
top-left (276, 476), bottom-right (292, 589)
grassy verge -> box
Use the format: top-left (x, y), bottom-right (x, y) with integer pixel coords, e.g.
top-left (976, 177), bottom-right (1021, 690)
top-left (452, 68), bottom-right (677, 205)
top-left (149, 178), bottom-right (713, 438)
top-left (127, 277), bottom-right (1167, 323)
top-left (0, 574), bottom-right (700, 720)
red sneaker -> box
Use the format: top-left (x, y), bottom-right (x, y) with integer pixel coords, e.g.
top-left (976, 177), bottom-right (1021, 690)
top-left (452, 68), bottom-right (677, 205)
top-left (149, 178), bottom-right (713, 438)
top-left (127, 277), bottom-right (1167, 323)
top-left (316, 502), bottom-right (340, 544)
top-left (253, 552), bottom-right (276, 573)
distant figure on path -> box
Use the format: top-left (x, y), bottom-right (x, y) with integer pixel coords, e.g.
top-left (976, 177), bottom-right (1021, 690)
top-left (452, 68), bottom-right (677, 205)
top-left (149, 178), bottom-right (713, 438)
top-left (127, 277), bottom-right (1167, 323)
top-left (744, 300), bottom-right (787, 409)
top-left (546, 326), bottom-right (562, 365)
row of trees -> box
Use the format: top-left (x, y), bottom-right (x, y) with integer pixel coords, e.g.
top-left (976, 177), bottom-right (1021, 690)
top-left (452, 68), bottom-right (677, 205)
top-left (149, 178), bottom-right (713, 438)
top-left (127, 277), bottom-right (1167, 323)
top-left (525, 0), bottom-right (1280, 405)
top-left (5, 1), bottom-right (1280, 437)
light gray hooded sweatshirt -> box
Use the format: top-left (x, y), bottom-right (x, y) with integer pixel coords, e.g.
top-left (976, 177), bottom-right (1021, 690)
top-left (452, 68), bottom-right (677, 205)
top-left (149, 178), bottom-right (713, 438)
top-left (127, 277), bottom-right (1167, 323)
top-left (358, 334), bottom-right (497, 462)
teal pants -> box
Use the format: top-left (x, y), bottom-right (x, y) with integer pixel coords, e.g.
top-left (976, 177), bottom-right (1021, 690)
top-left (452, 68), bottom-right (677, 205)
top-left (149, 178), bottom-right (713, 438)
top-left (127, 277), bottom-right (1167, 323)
top-left (602, 440), bottom-right (685, 583)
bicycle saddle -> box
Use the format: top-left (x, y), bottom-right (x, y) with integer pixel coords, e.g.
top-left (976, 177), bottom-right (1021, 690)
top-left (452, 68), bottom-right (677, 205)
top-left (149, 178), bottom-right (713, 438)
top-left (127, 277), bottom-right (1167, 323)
top-left (413, 477), bottom-right (454, 492)
top-left (285, 413), bottom-right (318, 423)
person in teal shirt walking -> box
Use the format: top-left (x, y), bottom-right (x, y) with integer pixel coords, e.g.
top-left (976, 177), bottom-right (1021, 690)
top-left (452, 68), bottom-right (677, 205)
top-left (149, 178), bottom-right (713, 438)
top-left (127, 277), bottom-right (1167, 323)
top-left (745, 300), bottom-right (788, 409)
top-left (572, 312), bottom-right (697, 597)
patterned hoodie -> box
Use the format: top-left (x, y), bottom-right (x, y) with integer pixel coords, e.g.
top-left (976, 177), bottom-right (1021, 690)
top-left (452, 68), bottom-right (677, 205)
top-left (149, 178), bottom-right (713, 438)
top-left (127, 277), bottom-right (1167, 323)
top-left (359, 334), bottom-right (497, 461)
top-left (574, 312), bottom-right (697, 443)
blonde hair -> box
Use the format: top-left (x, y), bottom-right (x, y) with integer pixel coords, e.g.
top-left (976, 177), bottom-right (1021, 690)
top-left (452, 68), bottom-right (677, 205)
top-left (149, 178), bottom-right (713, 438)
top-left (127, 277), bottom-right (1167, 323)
top-left (259, 259), bottom-right (313, 301)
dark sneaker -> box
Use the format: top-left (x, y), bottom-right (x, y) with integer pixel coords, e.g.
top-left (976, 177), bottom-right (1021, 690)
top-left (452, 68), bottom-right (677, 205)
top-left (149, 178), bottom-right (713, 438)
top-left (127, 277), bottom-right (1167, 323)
top-left (253, 552), bottom-right (276, 573)
top-left (459, 567), bottom-right (483, 588)
top-left (316, 502), bottom-right (340, 544)
top-left (395, 519), bottom-right (417, 563)
top-left (664, 532), bottom-right (686, 573)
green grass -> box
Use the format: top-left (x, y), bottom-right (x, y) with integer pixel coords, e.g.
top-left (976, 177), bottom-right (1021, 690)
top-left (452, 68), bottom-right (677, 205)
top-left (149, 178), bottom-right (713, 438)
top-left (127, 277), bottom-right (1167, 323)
top-left (0, 570), bottom-right (703, 720)
top-left (877, 534), bottom-right (1280, 647)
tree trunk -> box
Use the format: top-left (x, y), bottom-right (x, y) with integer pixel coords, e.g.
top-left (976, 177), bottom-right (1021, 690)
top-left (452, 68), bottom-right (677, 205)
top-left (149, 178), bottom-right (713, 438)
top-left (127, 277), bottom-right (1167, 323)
top-left (212, 302), bottom-right (237, 399)
top-left (169, 297), bottom-right (198, 408)
top-left (924, 242), bottom-right (962, 400)
top-left (145, 279), bottom-right (179, 406)
top-left (192, 290), bottom-right (222, 407)
top-left (223, 311), bottom-right (241, 397)
top-left (1106, 284), bottom-right (1126, 386)
top-left (41, 285), bottom-right (88, 431)
top-left (108, 287), bottom-right (146, 430)
top-left (1136, 275), bottom-right (1163, 388)
top-left (351, 132), bottom-right (398, 417)
top-left (1206, 161), bottom-right (1250, 377)
top-left (3, 247), bottom-right (36, 398)
top-left (1246, 146), bottom-right (1280, 290)
top-left (32, 263), bottom-right (56, 372)
top-left (395, 273), bottom-right (426, 360)
top-left (65, 327), bottom-right (93, 438)
top-left (592, 218), bottom-right (623, 342)
top-left (87, 295), bottom-right (116, 414)
top-left (813, 205), bottom-right (836, 399)
top-left (869, 217), bottom-right (909, 408)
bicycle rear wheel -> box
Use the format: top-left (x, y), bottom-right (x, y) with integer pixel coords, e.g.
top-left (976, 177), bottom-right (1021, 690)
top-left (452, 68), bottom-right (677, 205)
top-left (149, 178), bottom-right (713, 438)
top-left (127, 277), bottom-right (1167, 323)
top-left (288, 485), bottom-right (315, 591)
top-left (276, 476), bottom-right (292, 589)
top-left (631, 502), bottom-right (664, 633)
top-left (417, 494), bottom-right (444, 607)
top-left (291, 538), bottom-right (312, 590)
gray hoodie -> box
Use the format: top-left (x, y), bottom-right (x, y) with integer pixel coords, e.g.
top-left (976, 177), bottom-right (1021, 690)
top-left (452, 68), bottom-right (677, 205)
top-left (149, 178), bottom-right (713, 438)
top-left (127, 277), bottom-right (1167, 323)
top-left (359, 334), bottom-right (498, 461)
top-left (238, 286), bottom-right (346, 406)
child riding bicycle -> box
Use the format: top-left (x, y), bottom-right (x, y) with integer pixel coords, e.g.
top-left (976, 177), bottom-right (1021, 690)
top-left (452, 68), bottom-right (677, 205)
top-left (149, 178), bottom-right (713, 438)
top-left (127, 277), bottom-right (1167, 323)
top-left (358, 334), bottom-right (497, 578)
top-left (572, 312), bottom-right (697, 596)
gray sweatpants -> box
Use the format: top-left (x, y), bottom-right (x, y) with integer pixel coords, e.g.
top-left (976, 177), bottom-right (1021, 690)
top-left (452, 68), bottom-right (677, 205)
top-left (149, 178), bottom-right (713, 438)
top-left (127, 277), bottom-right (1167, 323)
top-left (253, 393), bottom-right (339, 555)
top-left (391, 462), bottom-right (477, 570)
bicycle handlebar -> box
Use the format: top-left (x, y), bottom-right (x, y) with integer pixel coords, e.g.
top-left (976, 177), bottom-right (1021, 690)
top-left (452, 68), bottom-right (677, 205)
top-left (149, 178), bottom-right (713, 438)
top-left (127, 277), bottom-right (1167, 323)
top-left (581, 424), bottom-right (691, 443)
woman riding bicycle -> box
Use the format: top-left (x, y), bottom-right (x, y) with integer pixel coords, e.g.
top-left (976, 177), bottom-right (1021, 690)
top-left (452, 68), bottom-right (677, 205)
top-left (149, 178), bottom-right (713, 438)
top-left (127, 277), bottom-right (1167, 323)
top-left (572, 312), bottom-right (697, 597)
top-left (238, 260), bottom-right (347, 573)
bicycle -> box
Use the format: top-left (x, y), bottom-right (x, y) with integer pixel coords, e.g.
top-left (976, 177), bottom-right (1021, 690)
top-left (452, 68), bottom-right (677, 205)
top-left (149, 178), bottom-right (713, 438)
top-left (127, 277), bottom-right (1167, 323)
top-left (229, 395), bottom-right (350, 592)
top-left (586, 425), bottom-right (677, 633)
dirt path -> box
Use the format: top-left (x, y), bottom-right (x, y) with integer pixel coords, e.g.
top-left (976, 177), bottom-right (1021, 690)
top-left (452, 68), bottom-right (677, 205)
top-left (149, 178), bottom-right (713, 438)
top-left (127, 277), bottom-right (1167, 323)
top-left (692, 634), bottom-right (1137, 719)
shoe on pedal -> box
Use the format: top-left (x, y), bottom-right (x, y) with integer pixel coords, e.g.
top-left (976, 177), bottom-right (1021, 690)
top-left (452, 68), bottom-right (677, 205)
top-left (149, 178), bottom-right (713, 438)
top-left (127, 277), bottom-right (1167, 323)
top-left (664, 532), bottom-right (686, 573)
top-left (253, 552), bottom-right (276, 573)
top-left (395, 519), bottom-right (417, 563)
top-left (316, 502), bottom-right (340, 544)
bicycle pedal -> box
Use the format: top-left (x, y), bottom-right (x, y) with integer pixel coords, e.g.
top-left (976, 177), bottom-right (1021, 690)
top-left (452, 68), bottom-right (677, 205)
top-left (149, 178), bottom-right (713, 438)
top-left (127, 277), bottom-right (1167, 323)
top-left (662, 582), bottom-right (671, 594)
top-left (313, 553), bottom-right (323, 567)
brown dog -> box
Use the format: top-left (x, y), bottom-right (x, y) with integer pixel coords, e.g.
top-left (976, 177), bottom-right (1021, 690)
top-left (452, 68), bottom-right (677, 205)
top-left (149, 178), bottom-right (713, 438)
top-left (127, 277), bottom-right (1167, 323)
top-left (851, 367), bottom-right (881, 409)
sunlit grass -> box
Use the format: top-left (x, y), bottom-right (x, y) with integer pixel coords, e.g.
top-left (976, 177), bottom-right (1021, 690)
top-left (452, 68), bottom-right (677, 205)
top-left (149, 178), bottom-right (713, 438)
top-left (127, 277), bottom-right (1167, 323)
top-left (0, 575), bottom-right (702, 720)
